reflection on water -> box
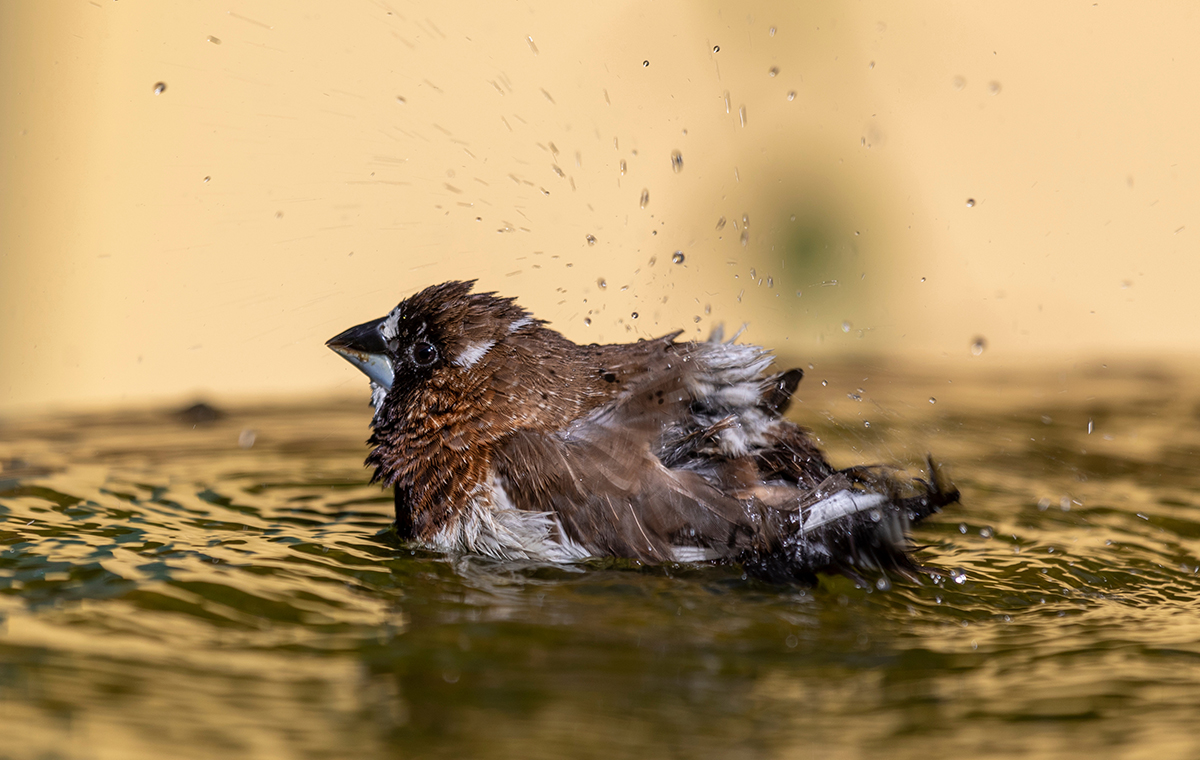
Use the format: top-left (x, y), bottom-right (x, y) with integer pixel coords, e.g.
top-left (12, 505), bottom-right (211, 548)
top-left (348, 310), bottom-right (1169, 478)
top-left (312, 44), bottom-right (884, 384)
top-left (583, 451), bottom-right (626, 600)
top-left (2, 362), bottom-right (1199, 759)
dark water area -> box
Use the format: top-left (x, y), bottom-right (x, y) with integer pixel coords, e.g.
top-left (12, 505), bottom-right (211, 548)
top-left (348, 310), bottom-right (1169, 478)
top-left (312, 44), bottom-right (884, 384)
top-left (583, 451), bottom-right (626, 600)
top-left (2, 361), bottom-right (1199, 759)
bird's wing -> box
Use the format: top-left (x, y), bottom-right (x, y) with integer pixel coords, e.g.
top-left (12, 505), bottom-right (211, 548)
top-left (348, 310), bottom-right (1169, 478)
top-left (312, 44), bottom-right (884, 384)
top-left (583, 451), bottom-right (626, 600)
top-left (493, 360), bottom-right (760, 564)
top-left (494, 341), bottom-right (959, 581)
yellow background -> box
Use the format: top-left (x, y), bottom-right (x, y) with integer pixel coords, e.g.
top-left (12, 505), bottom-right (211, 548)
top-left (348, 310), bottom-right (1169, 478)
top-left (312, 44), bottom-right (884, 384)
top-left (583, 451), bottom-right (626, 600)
top-left (3, 1), bottom-right (1198, 414)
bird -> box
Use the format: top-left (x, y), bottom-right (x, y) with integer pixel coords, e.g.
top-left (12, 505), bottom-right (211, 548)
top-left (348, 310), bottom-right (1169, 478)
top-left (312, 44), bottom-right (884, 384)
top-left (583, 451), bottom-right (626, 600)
top-left (327, 280), bottom-right (959, 585)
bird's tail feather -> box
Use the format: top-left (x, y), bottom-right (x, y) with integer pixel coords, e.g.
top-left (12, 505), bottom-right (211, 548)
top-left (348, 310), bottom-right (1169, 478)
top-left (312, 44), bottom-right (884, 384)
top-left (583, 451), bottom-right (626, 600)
top-left (740, 455), bottom-right (959, 586)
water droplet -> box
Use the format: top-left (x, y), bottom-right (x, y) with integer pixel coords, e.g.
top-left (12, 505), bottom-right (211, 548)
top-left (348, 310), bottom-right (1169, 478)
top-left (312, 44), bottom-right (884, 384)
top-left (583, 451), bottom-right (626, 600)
top-left (988, 81), bottom-right (1001, 95)
top-left (920, 276), bottom-right (926, 282)
top-left (671, 251), bottom-right (685, 264)
top-left (795, 291), bottom-right (802, 298)
top-left (1037, 497), bottom-right (1051, 512)
top-left (710, 218), bottom-right (724, 234)
top-left (768, 66), bottom-right (779, 77)
top-left (739, 230), bottom-right (749, 246)
top-left (619, 159), bottom-right (626, 176)
top-left (821, 380), bottom-right (828, 387)
top-left (693, 315), bottom-right (701, 323)
top-left (769, 26), bottom-right (777, 37)
top-left (639, 188), bottom-right (649, 208)
top-left (723, 90), bottom-right (731, 114)
top-left (875, 576), bottom-right (890, 591)
top-left (713, 45), bottom-right (720, 53)
top-left (864, 421), bottom-right (871, 428)
top-left (786, 91), bottom-right (796, 101)
top-left (928, 397), bottom-right (936, 404)
top-left (586, 234), bottom-right (597, 246)
top-left (670, 150), bottom-right (683, 173)
top-left (738, 105), bottom-right (747, 127)
top-left (526, 36), bottom-right (539, 55)
top-left (203, 176), bottom-right (210, 183)
top-left (980, 527), bottom-right (993, 539)
top-left (597, 278), bottom-right (607, 288)
top-left (395, 96), bottom-right (407, 104)
top-left (584, 317), bottom-right (592, 326)
top-left (1087, 418), bottom-right (1094, 435)
top-left (868, 60), bottom-right (875, 70)
top-left (648, 256), bottom-right (657, 266)
top-left (952, 75), bottom-right (966, 90)
top-left (767, 276), bottom-right (773, 288)
top-left (750, 268), bottom-right (756, 279)
top-left (207, 35), bottom-right (222, 45)
top-left (153, 82), bottom-right (167, 95)
top-left (704, 304), bottom-right (711, 315)
top-left (966, 198), bottom-right (976, 207)
top-left (631, 311), bottom-right (639, 319)
top-left (970, 336), bottom-right (986, 356)
top-left (951, 568), bottom-right (967, 584)
top-left (841, 320), bottom-right (851, 333)
top-left (643, 60), bottom-right (650, 67)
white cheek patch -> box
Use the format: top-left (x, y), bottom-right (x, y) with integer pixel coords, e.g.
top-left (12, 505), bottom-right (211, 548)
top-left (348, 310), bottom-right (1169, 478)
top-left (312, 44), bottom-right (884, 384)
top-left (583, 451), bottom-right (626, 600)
top-left (454, 339), bottom-right (496, 368)
top-left (508, 316), bottom-right (532, 333)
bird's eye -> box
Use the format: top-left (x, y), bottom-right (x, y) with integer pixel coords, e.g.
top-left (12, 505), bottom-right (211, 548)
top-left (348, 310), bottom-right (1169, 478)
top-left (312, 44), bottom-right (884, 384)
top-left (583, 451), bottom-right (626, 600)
top-left (410, 340), bottom-right (439, 367)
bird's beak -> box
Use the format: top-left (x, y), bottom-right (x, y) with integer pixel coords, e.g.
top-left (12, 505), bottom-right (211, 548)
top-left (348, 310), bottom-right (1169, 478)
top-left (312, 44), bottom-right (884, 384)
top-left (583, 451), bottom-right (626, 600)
top-left (327, 316), bottom-right (395, 390)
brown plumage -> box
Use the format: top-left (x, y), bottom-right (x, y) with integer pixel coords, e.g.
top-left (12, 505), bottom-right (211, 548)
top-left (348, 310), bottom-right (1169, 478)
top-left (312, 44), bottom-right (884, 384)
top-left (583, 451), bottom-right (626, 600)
top-left (328, 280), bottom-right (958, 585)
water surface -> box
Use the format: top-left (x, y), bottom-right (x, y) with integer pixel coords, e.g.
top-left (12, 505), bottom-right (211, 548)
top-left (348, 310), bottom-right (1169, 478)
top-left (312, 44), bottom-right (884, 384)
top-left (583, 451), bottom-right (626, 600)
top-left (2, 361), bottom-right (1199, 759)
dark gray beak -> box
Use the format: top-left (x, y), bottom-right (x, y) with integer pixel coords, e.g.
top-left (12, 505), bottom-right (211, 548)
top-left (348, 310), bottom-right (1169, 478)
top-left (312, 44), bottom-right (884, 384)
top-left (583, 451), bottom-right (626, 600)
top-left (327, 317), bottom-right (395, 390)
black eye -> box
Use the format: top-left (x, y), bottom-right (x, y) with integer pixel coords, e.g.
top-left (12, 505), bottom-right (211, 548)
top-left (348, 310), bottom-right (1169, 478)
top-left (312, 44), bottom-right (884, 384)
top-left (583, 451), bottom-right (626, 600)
top-left (411, 340), bottom-right (438, 367)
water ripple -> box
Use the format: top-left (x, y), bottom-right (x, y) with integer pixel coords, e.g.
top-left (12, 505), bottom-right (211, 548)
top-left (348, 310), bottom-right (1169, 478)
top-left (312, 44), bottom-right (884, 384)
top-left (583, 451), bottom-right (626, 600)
top-left (2, 371), bottom-right (1200, 759)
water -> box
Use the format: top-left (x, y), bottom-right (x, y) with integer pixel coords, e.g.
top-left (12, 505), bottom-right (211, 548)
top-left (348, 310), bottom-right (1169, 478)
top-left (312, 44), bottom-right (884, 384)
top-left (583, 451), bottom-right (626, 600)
top-left (2, 362), bottom-right (1200, 759)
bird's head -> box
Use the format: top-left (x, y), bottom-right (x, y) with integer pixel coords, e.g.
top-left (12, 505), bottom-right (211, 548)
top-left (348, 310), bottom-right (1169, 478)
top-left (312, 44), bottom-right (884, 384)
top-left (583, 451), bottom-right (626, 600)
top-left (328, 280), bottom-right (598, 497)
top-left (327, 278), bottom-right (540, 414)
